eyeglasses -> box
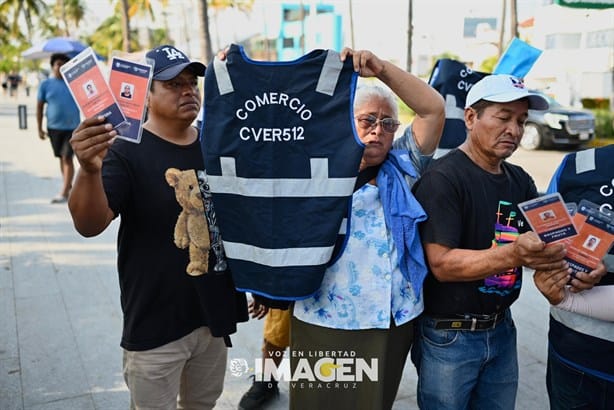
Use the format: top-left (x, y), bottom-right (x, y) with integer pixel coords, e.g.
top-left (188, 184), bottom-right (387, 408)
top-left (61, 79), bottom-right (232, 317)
top-left (355, 114), bottom-right (400, 134)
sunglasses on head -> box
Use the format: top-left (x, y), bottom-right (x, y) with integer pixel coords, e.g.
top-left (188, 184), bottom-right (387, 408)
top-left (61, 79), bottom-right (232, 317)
top-left (355, 114), bottom-right (400, 134)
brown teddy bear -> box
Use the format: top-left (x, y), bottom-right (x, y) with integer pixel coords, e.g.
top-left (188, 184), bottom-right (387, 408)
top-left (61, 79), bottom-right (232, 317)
top-left (165, 168), bottom-right (210, 276)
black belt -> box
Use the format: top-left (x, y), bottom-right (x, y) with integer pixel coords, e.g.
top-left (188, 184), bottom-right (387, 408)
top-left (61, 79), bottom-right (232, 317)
top-left (432, 312), bottom-right (505, 331)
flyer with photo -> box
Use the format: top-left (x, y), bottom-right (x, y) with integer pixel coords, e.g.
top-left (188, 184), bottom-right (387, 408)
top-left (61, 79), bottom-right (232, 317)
top-left (109, 57), bottom-right (152, 143)
top-left (518, 193), bottom-right (577, 243)
top-left (60, 47), bottom-right (126, 129)
top-left (564, 200), bottom-right (614, 273)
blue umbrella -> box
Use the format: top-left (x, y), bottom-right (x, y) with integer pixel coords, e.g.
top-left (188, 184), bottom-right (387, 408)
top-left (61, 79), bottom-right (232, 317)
top-left (21, 37), bottom-right (90, 60)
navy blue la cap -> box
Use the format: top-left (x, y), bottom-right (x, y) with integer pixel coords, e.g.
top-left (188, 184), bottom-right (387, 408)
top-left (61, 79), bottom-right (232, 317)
top-left (146, 45), bottom-right (206, 81)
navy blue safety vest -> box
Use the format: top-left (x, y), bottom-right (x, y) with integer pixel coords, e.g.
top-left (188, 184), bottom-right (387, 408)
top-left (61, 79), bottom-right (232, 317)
top-left (552, 146), bottom-right (614, 216)
top-left (201, 44), bottom-right (363, 300)
top-left (547, 145), bottom-right (614, 379)
top-left (428, 59), bottom-right (489, 149)
top-left (550, 145), bottom-right (614, 272)
top-left (550, 145), bottom-right (614, 261)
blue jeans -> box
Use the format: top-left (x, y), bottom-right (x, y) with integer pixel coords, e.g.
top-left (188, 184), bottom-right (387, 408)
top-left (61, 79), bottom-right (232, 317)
top-left (547, 346), bottom-right (614, 410)
top-left (410, 309), bottom-right (518, 410)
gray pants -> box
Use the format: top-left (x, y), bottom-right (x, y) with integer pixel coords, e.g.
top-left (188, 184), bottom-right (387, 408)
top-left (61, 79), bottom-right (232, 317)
top-left (123, 326), bottom-right (227, 410)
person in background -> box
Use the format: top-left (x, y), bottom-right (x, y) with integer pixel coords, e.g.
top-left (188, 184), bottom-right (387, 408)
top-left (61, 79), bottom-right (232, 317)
top-left (291, 47), bottom-right (445, 409)
top-left (37, 53), bottom-right (80, 203)
top-left (8, 72), bottom-right (21, 98)
top-left (67, 45), bottom-right (247, 409)
top-left (533, 144), bottom-right (613, 410)
top-left (411, 74), bottom-right (602, 410)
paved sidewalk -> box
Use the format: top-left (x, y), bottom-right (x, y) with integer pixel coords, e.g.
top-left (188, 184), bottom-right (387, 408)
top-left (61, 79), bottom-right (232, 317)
top-left (0, 93), bottom-right (551, 409)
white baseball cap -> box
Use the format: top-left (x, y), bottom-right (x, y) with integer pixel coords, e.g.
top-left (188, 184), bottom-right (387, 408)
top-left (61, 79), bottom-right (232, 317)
top-left (465, 74), bottom-right (549, 110)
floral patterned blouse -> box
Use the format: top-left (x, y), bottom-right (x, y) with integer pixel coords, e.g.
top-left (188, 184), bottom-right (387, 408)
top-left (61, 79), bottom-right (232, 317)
top-left (293, 126), bottom-right (431, 330)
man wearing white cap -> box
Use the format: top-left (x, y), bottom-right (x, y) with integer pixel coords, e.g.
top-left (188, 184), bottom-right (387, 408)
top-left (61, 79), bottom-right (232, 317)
top-left (411, 74), bottom-right (601, 409)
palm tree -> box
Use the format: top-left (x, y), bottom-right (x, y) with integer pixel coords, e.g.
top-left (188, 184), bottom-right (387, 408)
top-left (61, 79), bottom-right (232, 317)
top-left (195, 0), bottom-right (254, 64)
top-left (54, 0), bottom-right (85, 37)
top-left (114, 0), bottom-right (164, 53)
top-left (0, 0), bottom-right (48, 40)
top-left (510, 0), bottom-right (518, 39)
top-left (498, 0), bottom-right (519, 57)
top-left (196, 0), bottom-right (214, 63)
top-left (348, 0), bottom-right (355, 49)
top-left (0, 12), bottom-right (11, 42)
top-left (88, 14), bottom-right (139, 57)
top-left (498, 0), bottom-right (507, 57)
top-left (118, 0), bottom-right (131, 52)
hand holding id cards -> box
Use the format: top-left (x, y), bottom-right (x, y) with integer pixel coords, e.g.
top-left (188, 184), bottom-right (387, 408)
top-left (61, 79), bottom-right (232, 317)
top-left (520, 194), bottom-right (614, 274)
top-left (518, 193), bottom-right (577, 243)
top-left (61, 48), bottom-right (152, 143)
top-left (60, 47), bottom-right (126, 130)
top-left (565, 200), bottom-right (614, 274)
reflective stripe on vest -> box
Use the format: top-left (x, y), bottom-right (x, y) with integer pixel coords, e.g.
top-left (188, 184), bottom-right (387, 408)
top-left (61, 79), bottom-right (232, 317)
top-left (202, 44), bottom-right (362, 300)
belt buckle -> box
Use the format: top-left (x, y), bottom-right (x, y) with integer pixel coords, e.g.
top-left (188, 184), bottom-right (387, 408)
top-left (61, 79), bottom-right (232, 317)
top-left (470, 317), bottom-right (477, 331)
top-left (491, 313), bottom-right (499, 329)
top-left (451, 321), bottom-right (463, 329)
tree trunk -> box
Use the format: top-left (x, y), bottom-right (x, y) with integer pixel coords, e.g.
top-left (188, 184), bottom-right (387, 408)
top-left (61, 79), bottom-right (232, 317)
top-left (498, 0), bottom-right (507, 57)
top-left (58, 0), bottom-right (69, 36)
top-left (406, 0), bottom-right (413, 72)
top-left (120, 0), bottom-right (131, 53)
top-left (348, 0), bottom-right (355, 48)
top-left (510, 0), bottom-right (518, 39)
top-left (197, 0), bottom-right (214, 64)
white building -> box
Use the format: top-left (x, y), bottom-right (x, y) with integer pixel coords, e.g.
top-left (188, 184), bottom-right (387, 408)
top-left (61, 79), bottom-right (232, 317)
top-left (527, 2), bottom-right (613, 106)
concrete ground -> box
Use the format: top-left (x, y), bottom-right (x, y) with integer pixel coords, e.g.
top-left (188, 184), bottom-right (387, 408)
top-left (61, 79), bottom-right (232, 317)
top-left (1, 91), bottom-right (560, 409)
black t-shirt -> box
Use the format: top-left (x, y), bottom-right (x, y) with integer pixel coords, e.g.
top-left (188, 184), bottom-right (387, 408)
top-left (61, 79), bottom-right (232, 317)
top-left (103, 129), bottom-right (246, 351)
top-left (413, 149), bottom-right (538, 316)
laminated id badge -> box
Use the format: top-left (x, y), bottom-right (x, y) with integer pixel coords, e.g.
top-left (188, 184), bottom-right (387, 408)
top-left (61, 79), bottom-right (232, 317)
top-left (109, 57), bottom-right (152, 143)
top-left (518, 192), bottom-right (577, 243)
top-left (60, 47), bottom-right (127, 129)
top-left (565, 200), bottom-right (614, 274)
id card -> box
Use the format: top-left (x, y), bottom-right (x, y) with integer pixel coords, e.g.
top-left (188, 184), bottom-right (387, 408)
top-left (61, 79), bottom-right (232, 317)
top-left (60, 47), bottom-right (126, 129)
top-left (109, 57), bottom-right (152, 143)
top-left (518, 193), bottom-right (577, 243)
top-left (565, 200), bottom-right (614, 273)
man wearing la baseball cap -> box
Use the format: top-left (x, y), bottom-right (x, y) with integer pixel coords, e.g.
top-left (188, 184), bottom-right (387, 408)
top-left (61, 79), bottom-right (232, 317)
top-left (68, 44), bottom-right (248, 409)
top-left (411, 74), bottom-right (598, 409)
top-left (146, 44), bottom-right (206, 80)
